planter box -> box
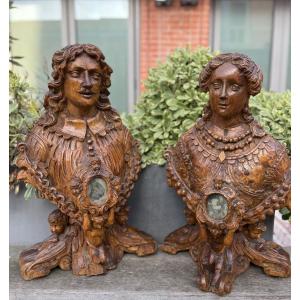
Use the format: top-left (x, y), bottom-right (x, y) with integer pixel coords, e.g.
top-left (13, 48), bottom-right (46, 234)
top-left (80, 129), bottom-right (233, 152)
top-left (128, 165), bottom-right (274, 243)
top-left (9, 165), bottom-right (274, 245)
top-left (9, 189), bottom-right (56, 246)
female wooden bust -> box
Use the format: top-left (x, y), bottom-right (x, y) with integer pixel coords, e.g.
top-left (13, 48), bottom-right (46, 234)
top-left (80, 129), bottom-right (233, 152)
top-left (16, 44), bottom-right (157, 280)
top-left (161, 53), bottom-right (290, 295)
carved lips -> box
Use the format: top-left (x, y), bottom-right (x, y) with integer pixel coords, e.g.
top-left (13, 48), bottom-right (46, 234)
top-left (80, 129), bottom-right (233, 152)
top-left (79, 89), bottom-right (95, 99)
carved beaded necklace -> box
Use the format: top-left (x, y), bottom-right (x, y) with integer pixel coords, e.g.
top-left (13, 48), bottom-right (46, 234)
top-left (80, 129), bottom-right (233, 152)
top-left (202, 124), bottom-right (254, 152)
top-left (194, 119), bottom-right (264, 163)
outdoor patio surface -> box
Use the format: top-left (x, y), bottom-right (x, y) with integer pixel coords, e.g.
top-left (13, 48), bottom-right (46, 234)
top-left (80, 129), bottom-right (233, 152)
top-left (10, 246), bottom-right (290, 300)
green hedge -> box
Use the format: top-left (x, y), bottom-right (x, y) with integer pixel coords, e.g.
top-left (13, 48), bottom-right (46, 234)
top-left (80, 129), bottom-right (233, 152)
top-left (123, 48), bottom-right (214, 167)
top-left (9, 72), bottom-right (41, 164)
top-left (250, 90), bottom-right (290, 155)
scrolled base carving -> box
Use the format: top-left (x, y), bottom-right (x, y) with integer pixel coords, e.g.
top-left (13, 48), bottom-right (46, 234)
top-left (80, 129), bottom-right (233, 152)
top-left (19, 210), bottom-right (157, 280)
top-left (160, 224), bottom-right (200, 254)
top-left (161, 227), bottom-right (290, 296)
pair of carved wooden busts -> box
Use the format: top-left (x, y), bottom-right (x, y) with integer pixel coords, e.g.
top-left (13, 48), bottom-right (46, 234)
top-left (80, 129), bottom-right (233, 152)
top-left (16, 44), bottom-right (290, 296)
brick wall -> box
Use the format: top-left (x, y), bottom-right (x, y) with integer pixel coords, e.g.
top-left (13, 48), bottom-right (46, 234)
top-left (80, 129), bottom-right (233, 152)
top-left (140, 0), bottom-right (211, 89)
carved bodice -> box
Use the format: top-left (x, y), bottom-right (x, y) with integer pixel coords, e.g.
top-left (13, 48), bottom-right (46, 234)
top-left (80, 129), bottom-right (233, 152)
top-left (166, 118), bottom-right (290, 228)
top-left (17, 109), bottom-right (141, 225)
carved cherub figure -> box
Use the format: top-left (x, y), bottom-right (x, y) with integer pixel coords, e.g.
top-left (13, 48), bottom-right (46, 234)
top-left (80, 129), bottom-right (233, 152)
top-left (48, 209), bottom-right (68, 236)
top-left (16, 44), bottom-right (157, 280)
top-left (161, 53), bottom-right (290, 295)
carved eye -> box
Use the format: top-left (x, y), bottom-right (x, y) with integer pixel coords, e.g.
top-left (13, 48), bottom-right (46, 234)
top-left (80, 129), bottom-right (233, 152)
top-left (92, 73), bottom-right (101, 80)
top-left (212, 82), bottom-right (221, 90)
top-left (88, 178), bottom-right (108, 205)
top-left (231, 84), bottom-right (240, 91)
top-left (70, 71), bottom-right (80, 78)
top-left (206, 193), bottom-right (228, 220)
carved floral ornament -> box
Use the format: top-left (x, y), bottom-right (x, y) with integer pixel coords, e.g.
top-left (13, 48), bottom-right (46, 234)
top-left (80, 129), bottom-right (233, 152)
top-left (15, 47), bottom-right (290, 296)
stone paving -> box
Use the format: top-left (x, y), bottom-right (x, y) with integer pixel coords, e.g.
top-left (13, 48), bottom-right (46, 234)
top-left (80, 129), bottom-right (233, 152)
top-left (10, 246), bottom-right (290, 300)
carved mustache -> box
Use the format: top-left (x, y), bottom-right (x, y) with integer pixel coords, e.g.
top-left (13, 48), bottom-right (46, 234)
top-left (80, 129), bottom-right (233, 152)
top-left (78, 89), bottom-right (95, 95)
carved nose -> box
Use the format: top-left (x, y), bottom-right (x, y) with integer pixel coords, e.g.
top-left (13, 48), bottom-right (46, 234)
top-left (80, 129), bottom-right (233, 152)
top-left (82, 72), bottom-right (92, 88)
top-left (220, 85), bottom-right (227, 100)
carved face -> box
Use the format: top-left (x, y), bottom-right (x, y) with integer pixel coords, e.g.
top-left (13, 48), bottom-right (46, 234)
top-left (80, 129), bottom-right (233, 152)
top-left (64, 53), bottom-right (101, 113)
top-left (208, 62), bottom-right (249, 119)
top-left (50, 224), bottom-right (65, 235)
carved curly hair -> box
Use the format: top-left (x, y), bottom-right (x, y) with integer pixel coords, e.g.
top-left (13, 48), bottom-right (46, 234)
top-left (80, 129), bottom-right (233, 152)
top-left (41, 44), bottom-right (120, 127)
top-left (199, 53), bottom-right (263, 122)
top-left (199, 52), bottom-right (263, 95)
top-left (48, 209), bottom-right (68, 226)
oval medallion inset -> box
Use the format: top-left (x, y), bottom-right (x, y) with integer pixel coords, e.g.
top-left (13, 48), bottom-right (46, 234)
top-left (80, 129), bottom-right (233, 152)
top-left (88, 178), bottom-right (108, 205)
top-left (207, 193), bottom-right (228, 220)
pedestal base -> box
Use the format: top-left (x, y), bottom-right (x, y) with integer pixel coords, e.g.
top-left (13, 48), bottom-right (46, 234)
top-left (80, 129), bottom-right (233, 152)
top-left (19, 223), bottom-right (157, 280)
top-left (161, 224), bottom-right (290, 296)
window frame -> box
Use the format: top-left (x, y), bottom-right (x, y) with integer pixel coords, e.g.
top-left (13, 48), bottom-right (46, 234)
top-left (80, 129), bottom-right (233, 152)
top-left (211, 0), bottom-right (291, 92)
top-left (61, 0), bottom-right (138, 112)
top-left (269, 0), bottom-right (290, 92)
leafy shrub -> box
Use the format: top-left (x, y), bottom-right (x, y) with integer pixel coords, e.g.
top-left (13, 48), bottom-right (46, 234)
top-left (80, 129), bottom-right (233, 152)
top-left (124, 48), bottom-right (215, 167)
top-left (250, 90), bottom-right (290, 155)
top-left (9, 71), bottom-right (41, 192)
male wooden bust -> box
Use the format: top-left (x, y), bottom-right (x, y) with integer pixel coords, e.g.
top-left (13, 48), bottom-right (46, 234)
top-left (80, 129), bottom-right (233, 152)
top-left (16, 44), bottom-right (157, 280)
top-left (161, 53), bottom-right (290, 295)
